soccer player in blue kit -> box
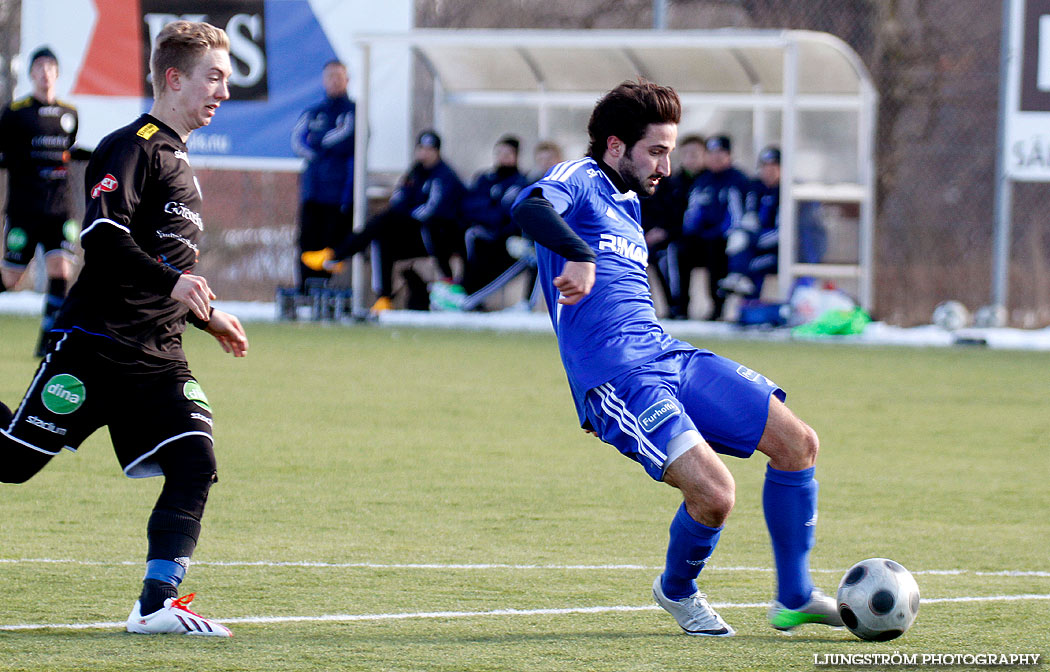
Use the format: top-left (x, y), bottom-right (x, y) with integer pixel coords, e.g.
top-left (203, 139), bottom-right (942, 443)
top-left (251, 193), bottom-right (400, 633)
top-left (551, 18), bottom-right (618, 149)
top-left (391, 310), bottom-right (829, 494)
top-left (510, 80), bottom-right (842, 636)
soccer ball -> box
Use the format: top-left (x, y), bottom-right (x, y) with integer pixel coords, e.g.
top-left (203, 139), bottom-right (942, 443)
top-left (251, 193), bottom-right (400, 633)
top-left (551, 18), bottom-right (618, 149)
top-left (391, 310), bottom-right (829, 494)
top-left (932, 300), bottom-right (970, 331)
top-left (836, 558), bottom-right (920, 641)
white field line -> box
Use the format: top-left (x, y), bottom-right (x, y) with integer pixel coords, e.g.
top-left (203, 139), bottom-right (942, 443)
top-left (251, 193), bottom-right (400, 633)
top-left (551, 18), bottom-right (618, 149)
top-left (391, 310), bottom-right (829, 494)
top-left (2, 595), bottom-right (1049, 632)
top-left (1, 558), bottom-right (1048, 577)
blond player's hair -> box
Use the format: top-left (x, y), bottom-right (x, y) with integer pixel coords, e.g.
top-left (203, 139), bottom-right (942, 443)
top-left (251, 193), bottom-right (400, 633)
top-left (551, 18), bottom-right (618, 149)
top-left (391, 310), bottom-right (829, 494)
top-left (150, 21), bottom-right (230, 99)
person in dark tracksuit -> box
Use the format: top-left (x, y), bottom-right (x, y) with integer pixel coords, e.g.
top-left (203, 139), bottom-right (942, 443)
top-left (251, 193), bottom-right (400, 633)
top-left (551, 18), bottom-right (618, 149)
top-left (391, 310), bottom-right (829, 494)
top-left (301, 130), bottom-right (465, 315)
top-left (641, 134), bottom-right (704, 318)
top-left (291, 60), bottom-right (356, 292)
top-left (0, 21), bottom-right (246, 637)
top-left (674, 135), bottom-right (750, 320)
top-left (458, 135), bottom-right (529, 298)
top-left (0, 46), bottom-right (91, 356)
top-left (720, 146), bottom-right (781, 300)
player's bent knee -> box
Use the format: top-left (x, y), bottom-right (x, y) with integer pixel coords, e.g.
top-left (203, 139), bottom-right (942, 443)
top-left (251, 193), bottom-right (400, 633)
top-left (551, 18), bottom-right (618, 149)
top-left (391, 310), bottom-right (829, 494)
top-left (682, 480), bottom-right (735, 528)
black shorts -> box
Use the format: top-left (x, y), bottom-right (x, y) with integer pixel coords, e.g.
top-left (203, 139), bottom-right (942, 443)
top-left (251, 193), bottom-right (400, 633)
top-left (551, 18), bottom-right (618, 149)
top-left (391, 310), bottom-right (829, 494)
top-left (2, 213), bottom-right (79, 268)
top-left (1, 331), bottom-right (214, 478)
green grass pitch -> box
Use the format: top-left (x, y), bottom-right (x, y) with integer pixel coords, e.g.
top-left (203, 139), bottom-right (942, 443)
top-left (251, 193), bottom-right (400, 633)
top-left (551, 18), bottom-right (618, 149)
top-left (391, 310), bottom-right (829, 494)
top-left (0, 315), bottom-right (1047, 671)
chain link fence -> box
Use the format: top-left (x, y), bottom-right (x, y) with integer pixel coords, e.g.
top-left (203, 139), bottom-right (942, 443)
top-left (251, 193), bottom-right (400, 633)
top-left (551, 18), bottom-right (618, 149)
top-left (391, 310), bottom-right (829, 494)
top-left (1, 1), bottom-right (1045, 326)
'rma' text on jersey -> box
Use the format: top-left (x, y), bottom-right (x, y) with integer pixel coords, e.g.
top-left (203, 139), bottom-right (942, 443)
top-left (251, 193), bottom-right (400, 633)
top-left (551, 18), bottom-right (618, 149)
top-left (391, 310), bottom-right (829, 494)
top-left (517, 157), bottom-right (690, 425)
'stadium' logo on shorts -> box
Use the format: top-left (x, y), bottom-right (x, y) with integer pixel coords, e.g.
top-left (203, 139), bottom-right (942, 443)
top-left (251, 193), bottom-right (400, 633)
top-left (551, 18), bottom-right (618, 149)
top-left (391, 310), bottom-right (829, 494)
top-left (640, 399), bottom-right (680, 433)
top-left (41, 374), bottom-right (86, 415)
top-left (6, 227), bottom-right (27, 252)
top-left (183, 380), bottom-right (211, 411)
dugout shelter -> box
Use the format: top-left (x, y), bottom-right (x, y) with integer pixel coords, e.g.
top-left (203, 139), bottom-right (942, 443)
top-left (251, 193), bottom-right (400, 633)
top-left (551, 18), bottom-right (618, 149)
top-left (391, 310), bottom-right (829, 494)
top-left (350, 29), bottom-right (877, 315)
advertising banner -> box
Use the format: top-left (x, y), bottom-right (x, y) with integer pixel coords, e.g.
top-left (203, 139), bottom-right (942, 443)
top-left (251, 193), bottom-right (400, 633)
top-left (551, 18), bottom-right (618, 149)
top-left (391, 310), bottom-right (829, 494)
top-left (1005, 0), bottom-right (1050, 181)
top-left (20, 0), bottom-right (411, 170)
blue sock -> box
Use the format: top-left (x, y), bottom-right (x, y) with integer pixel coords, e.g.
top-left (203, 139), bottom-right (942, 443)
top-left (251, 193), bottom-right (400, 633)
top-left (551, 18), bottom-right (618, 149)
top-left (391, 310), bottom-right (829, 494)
top-left (763, 464), bottom-right (817, 609)
top-left (144, 558), bottom-right (187, 587)
top-left (661, 503), bottom-right (722, 601)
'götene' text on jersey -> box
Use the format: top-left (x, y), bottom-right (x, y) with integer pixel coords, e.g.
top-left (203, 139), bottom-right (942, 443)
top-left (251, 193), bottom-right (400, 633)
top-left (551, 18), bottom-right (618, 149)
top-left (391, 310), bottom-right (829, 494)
top-left (54, 115), bottom-right (205, 361)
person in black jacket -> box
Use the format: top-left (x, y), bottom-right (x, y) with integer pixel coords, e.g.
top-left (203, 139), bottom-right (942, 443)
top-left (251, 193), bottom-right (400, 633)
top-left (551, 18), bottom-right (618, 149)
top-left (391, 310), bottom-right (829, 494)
top-left (641, 134), bottom-right (705, 317)
top-left (0, 46), bottom-right (91, 355)
top-left (291, 60), bottom-right (356, 291)
top-left (458, 135), bottom-right (529, 297)
top-left (673, 135), bottom-right (750, 320)
top-left (301, 130), bottom-right (465, 314)
top-left (720, 146), bottom-right (781, 299)
top-left (0, 20), bottom-right (245, 637)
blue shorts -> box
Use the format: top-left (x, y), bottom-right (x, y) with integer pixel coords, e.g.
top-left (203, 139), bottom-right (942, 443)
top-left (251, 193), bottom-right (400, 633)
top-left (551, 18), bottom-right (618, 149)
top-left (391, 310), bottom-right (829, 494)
top-left (583, 349), bottom-right (785, 481)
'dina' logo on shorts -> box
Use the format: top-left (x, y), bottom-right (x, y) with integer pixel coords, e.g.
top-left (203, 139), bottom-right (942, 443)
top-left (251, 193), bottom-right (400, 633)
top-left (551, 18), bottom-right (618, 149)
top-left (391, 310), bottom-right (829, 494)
top-left (640, 399), bottom-right (680, 433)
top-left (183, 380), bottom-right (211, 411)
top-left (41, 374), bottom-right (86, 414)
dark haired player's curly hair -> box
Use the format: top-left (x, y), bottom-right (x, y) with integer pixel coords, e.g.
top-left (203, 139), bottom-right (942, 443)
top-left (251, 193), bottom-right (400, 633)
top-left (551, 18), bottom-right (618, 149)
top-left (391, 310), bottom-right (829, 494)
top-left (587, 79), bottom-right (682, 158)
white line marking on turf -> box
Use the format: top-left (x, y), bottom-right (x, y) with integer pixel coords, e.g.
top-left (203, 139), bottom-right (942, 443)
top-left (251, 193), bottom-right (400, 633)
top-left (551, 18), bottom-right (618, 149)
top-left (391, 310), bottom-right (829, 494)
top-left (2, 595), bottom-right (1048, 632)
top-left (2, 558), bottom-right (1048, 577)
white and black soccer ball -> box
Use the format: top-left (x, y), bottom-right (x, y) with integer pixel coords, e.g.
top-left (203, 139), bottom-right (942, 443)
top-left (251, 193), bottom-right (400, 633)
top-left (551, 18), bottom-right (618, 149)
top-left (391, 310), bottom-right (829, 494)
top-left (932, 300), bottom-right (970, 331)
top-left (836, 558), bottom-right (920, 641)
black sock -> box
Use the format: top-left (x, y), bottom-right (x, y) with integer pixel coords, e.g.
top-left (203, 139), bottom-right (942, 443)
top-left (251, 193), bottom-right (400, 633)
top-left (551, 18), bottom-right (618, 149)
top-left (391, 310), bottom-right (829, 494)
top-left (138, 579), bottom-right (179, 615)
top-left (42, 277), bottom-right (67, 329)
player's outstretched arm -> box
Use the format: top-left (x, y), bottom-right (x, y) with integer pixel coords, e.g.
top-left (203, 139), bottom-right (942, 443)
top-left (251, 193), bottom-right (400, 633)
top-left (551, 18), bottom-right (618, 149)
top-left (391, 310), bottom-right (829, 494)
top-left (204, 309), bottom-right (248, 357)
top-left (171, 273), bottom-right (215, 321)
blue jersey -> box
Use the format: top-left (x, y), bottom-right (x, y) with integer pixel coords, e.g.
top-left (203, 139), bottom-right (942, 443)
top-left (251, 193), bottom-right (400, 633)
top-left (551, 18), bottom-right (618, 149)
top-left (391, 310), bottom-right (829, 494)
top-left (515, 157), bottom-right (691, 426)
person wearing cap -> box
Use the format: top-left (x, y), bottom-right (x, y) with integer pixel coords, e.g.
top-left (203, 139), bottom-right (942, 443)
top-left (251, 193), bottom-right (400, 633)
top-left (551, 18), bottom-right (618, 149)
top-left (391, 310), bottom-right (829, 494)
top-left (444, 134), bottom-right (530, 307)
top-left (291, 59), bottom-right (356, 293)
top-left (301, 129), bottom-right (465, 315)
top-left (0, 46), bottom-right (91, 355)
top-left (641, 133), bottom-right (706, 317)
top-left (674, 134), bottom-right (750, 320)
top-left (720, 145), bottom-right (782, 299)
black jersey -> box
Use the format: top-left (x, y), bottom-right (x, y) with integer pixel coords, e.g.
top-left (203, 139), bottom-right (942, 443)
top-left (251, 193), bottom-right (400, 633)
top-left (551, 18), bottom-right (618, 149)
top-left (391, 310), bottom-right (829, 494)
top-left (0, 95), bottom-right (79, 219)
top-left (54, 115), bottom-right (204, 361)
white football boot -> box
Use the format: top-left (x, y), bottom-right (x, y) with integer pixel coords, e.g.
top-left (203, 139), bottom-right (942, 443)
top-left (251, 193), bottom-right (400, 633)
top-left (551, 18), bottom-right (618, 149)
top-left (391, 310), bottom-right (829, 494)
top-left (127, 593), bottom-right (232, 637)
top-left (652, 575), bottom-right (735, 636)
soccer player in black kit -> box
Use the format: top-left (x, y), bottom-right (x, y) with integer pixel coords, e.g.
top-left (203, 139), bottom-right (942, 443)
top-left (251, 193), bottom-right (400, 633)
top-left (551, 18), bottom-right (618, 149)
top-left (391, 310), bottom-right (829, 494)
top-left (0, 21), bottom-right (247, 637)
top-left (0, 46), bottom-right (89, 356)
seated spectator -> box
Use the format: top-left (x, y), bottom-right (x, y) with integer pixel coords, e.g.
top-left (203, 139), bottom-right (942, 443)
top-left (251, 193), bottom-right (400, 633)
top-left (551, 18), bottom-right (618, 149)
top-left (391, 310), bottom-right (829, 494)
top-left (458, 135), bottom-right (529, 297)
top-left (720, 145), bottom-right (781, 299)
top-left (432, 139), bottom-right (566, 312)
top-left (529, 140), bottom-right (564, 182)
top-left (641, 134), bottom-right (705, 315)
top-left (673, 134), bottom-right (750, 320)
top-left (301, 130), bottom-right (465, 315)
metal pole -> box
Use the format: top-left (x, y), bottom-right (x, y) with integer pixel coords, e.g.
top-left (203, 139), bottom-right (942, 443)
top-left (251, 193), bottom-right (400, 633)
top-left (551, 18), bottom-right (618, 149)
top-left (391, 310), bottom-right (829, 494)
top-left (991, 0), bottom-right (1015, 322)
top-left (778, 40), bottom-right (799, 301)
top-left (653, 0), bottom-right (667, 30)
top-left (351, 43), bottom-right (371, 318)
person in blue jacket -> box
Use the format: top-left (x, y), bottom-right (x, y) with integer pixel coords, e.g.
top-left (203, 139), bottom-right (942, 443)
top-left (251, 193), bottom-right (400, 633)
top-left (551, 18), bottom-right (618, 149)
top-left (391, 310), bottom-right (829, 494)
top-left (673, 135), bottom-right (750, 320)
top-left (291, 60), bottom-right (355, 291)
top-left (301, 130), bottom-right (465, 314)
top-left (720, 146), bottom-right (781, 299)
top-left (458, 135), bottom-right (529, 297)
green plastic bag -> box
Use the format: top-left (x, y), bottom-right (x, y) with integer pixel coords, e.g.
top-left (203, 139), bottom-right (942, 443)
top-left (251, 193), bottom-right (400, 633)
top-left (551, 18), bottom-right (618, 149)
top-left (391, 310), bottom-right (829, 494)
top-left (792, 307), bottom-right (871, 337)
